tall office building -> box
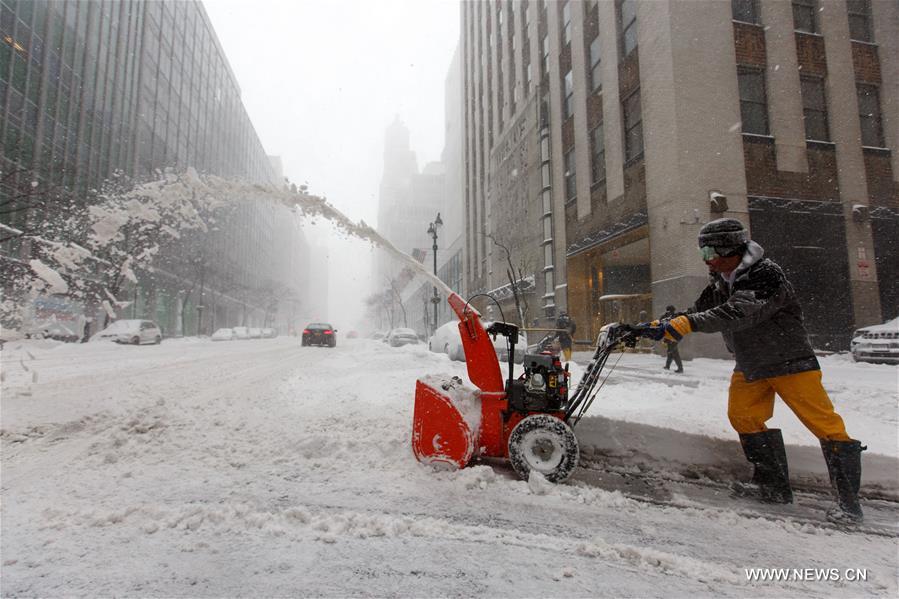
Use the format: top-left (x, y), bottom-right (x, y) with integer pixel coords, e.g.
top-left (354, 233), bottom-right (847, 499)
top-left (0, 0), bottom-right (312, 334)
top-left (375, 118), bottom-right (445, 302)
top-left (461, 0), bottom-right (897, 354)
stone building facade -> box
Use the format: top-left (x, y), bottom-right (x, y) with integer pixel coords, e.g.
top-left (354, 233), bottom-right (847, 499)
top-left (460, 0), bottom-right (897, 354)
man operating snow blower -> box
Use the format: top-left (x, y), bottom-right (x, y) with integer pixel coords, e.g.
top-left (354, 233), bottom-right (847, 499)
top-left (643, 218), bottom-right (865, 524)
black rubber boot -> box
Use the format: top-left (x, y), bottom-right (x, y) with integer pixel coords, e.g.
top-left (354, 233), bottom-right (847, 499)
top-left (821, 439), bottom-right (865, 524)
top-left (736, 429), bottom-right (793, 504)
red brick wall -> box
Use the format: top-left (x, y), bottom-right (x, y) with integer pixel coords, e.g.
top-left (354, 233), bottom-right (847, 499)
top-left (618, 51), bottom-right (640, 98)
top-left (733, 22), bottom-right (766, 67)
top-left (562, 118), bottom-right (574, 152)
top-left (865, 151), bottom-right (898, 209)
top-left (852, 42), bottom-right (881, 84)
top-left (586, 93), bottom-right (603, 131)
top-left (795, 33), bottom-right (826, 76)
top-left (743, 138), bottom-right (841, 202)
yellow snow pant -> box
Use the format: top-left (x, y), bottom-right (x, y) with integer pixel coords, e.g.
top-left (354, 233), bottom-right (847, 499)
top-left (562, 347), bottom-right (572, 361)
top-left (727, 370), bottom-right (850, 440)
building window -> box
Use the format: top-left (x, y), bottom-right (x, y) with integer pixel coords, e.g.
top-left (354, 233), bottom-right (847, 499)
top-left (562, 1), bottom-right (571, 45)
top-left (618, 0), bottom-right (637, 58)
top-left (732, 0), bottom-right (760, 24)
top-left (800, 76), bottom-right (829, 141)
top-left (857, 84), bottom-right (884, 147)
top-left (792, 0), bottom-right (817, 33)
top-left (623, 89), bottom-right (644, 162)
top-left (591, 123), bottom-right (606, 184)
top-left (738, 67), bottom-right (769, 135)
top-left (563, 69), bottom-right (573, 119)
top-left (847, 0), bottom-right (873, 43)
top-left (542, 34), bottom-right (549, 75)
top-left (564, 149), bottom-right (576, 203)
top-left (589, 36), bottom-right (602, 92)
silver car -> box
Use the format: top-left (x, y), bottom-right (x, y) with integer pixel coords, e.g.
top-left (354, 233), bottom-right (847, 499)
top-left (851, 317), bottom-right (899, 364)
top-left (387, 327), bottom-right (420, 347)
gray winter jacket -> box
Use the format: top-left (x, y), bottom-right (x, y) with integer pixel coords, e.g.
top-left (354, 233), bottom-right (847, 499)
top-left (686, 241), bottom-right (819, 381)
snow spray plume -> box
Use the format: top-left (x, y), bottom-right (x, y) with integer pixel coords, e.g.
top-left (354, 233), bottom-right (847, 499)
top-left (128, 168), bottom-right (455, 298)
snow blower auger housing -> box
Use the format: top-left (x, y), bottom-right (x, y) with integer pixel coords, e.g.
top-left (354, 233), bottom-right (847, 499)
top-left (412, 292), bottom-right (645, 483)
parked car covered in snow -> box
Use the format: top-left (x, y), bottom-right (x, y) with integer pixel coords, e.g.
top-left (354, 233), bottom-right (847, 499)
top-left (429, 320), bottom-right (528, 363)
top-left (232, 326), bottom-right (250, 340)
top-left (369, 331), bottom-right (387, 342)
top-left (248, 327), bottom-right (263, 339)
top-left (386, 327), bottom-right (420, 347)
top-left (24, 319), bottom-right (81, 343)
top-left (851, 317), bottom-right (899, 364)
top-left (211, 328), bottom-right (235, 341)
top-left (262, 328), bottom-right (277, 339)
top-left (485, 321), bottom-right (527, 364)
top-left (429, 321), bottom-right (464, 360)
top-left (91, 320), bottom-right (162, 345)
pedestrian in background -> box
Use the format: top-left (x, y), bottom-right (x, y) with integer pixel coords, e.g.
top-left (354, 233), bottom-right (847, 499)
top-left (556, 311), bottom-right (576, 362)
top-left (660, 304), bottom-right (684, 373)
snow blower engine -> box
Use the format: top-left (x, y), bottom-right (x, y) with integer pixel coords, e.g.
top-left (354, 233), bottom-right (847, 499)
top-left (412, 292), bottom-right (647, 483)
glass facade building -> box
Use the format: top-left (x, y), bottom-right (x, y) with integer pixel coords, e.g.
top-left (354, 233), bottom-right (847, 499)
top-left (0, 0), bottom-right (277, 194)
top-left (1, 0), bottom-right (309, 335)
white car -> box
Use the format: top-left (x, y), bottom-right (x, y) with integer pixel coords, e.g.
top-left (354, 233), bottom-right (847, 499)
top-left (211, 328), bottom-right (235, 341)
top-left (429, 320), bottom-right (527, 363)
top-left (484, 321), bottom-right (528, 364)
top-left (429, 321), bottom-right (464, 360)
top-left (386, 327), bottom-right (420, 347)
top-left (248, 327), bottom-right (263, 339)
top-left (262, 328), bottom-right (277, 339)
top-left (91, 319), bottom-right (162, 345)
top-left (232, 327), bottom-right (250, 340)
top-left (851, 317), bottom-right (899, 364)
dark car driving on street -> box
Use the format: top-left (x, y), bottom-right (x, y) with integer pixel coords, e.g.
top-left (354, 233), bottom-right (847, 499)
top-left (302, 323), bottom-right (337, 347)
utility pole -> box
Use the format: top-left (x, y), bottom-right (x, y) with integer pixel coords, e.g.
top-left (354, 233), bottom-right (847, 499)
top-left (426, 212), bottom-right (443, 336)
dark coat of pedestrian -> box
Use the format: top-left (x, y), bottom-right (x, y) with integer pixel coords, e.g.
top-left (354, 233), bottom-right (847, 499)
top-left (660, 305), bottom-right (683, 373)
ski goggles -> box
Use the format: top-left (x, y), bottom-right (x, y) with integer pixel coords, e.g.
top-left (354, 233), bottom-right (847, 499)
top-left (699, 245), bottom-right (740, 261)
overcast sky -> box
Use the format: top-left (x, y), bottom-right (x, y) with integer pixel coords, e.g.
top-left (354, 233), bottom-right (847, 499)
top-left (203, 0), bottom-right (460, 328)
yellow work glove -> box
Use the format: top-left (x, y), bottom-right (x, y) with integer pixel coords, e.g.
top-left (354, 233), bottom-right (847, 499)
top-left (663, 315), bottom-right (692, 342)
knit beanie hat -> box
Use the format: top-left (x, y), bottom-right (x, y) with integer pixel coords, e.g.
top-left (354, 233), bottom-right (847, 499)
top-left (698, 218), bottom-right (749, 250)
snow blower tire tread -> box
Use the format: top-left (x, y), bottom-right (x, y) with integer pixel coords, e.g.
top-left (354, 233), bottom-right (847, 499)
top-left (508, 414), bottom-right (579, 483)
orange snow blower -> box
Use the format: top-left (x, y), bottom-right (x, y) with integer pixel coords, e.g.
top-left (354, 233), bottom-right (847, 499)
top-left (412, 292), bottom-right (645, 482)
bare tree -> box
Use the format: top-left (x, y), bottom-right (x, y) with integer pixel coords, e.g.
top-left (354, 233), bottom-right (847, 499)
top-left (386, 275), bottom-right (408, 328)
top-left (485, 232), bottom-right (531, 326)
top-left (1, 169), bottom-right (234, 331)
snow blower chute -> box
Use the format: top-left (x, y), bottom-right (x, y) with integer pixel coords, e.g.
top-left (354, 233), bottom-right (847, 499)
top-left (412, 292), bottom-right (647, 482)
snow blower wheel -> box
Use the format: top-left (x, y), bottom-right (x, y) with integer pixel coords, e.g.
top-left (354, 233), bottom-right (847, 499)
top-left (508, 414), bottom-right (579, 483)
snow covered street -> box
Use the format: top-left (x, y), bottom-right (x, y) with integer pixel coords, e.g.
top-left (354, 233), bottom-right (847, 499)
top-left (2, 337), bottom-right (897, 596)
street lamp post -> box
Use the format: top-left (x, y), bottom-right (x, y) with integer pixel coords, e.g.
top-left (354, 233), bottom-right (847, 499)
top-left (426, 212), bottom-right (443, 336)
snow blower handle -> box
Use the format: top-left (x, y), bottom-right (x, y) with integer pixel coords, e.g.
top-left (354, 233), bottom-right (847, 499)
top-left (604, 323), bottom-right (651, 348)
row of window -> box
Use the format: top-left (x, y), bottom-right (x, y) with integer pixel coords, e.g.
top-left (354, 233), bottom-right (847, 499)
top-left (0, 0), bottom-right (276, 193)
top-left (558, 0), bottom-right (642, 206)
top-left (733, 0), bottom-right (876, 42)
top-left (738, 67), bottom-right (885, 147)
top-left (563, 89), bottom-right (642, 206)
